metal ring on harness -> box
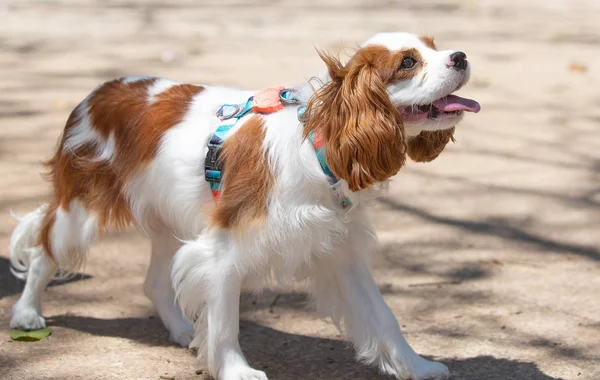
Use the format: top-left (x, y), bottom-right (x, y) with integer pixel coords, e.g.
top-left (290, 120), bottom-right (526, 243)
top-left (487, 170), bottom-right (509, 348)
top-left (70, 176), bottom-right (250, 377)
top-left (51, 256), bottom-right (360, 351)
top-left (279, 88), bottom-right (299, 104)
top-left (217, 104), bottom-right (241, 120)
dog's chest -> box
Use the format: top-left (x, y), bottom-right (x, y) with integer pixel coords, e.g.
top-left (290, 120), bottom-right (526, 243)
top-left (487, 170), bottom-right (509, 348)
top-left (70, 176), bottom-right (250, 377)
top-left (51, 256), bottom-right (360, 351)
top-left (240, 202), bottom-right (351, 286)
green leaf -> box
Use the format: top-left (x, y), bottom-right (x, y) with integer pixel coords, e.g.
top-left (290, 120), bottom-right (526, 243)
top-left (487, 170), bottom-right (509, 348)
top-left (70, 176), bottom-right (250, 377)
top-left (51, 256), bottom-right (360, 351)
top-left (10, 328), bottom-right (52, 341)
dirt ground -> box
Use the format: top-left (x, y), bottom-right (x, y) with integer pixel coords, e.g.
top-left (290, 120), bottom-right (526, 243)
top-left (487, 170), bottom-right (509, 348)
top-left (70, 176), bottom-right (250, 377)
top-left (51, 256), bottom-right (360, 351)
top-left (1, 0), bottom-right (599, 379)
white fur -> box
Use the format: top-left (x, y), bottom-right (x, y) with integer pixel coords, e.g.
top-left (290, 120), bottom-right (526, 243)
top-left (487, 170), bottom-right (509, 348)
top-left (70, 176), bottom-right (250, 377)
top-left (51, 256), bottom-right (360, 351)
top-left (9, 33), bottom-right (473, 379)
top-left (95, 133), bottom-right (116, 162)
top-left (50, 199), bottom-right (98, 274)
top-left (147, 78), bottom-right (178, 103)
top-left (62, 100), bottom-right (117, 163)
top-left (9, 204), bottom-right (49, 280)
top-left (62, 103), bottom-right (99, 153)
top-left (121, 75), bottom-right (153, 83)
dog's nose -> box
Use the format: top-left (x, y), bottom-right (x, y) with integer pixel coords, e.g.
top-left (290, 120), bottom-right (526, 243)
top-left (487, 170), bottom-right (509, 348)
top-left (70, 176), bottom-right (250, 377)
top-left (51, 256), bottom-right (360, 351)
top-left (449, 51), bottom-right (468, 71)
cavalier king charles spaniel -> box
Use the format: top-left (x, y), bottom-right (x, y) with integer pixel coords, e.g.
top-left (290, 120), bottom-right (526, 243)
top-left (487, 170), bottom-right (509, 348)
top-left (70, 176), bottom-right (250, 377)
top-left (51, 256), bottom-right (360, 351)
top-left (10, 32), bottom-right (480, 380)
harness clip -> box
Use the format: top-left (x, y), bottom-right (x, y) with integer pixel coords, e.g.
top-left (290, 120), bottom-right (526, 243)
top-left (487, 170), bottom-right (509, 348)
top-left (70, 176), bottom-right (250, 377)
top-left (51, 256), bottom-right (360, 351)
top-left (204, 144), bottom-right (222, 183)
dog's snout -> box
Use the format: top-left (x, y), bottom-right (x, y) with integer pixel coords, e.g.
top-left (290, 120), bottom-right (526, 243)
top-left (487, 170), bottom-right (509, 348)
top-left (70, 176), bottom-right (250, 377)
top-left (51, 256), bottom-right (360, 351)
top-left (449, 51), bottom-right (468, 71)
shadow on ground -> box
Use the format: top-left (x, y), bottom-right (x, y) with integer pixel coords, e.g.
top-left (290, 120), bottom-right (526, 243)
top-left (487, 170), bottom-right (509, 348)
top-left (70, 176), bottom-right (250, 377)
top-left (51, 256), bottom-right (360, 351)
top-left (378, 197), bottom-right (600, 261)
top-left (46, 314), bottom-right (173, 347)
top-left (241, 322), bottom-right (564, 380)
top-left (14, 314), bottom-right (562, 380)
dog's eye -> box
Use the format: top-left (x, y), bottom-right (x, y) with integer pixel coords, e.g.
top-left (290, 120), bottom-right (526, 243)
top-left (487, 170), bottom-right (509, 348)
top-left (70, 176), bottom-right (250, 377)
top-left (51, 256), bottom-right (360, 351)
top-left (399, 57), bottom-right (417, 70)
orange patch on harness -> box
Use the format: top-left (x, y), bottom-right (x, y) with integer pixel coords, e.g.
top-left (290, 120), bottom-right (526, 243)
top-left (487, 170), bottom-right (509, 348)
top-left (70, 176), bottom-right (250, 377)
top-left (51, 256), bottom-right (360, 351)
top-left (252, 86), bottom-right (285, 113)
top-left (312, 130), bottom-right (326, 149)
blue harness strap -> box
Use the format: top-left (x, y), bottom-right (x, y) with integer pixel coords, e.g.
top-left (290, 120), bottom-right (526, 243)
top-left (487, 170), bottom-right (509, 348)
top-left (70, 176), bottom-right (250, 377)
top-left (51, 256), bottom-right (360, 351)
top-left (205, 90), bottom-right (352, 210)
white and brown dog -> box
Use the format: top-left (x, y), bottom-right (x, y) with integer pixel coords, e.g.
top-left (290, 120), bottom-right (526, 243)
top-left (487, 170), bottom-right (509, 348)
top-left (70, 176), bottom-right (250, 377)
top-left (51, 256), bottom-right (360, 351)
top-left (10, 33), bottom-right (480, 380)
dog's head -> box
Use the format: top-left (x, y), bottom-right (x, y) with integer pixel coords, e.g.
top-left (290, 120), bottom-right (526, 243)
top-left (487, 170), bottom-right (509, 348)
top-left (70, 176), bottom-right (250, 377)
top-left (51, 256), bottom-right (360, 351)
top-left (304, 32), bottom-right (480, 192)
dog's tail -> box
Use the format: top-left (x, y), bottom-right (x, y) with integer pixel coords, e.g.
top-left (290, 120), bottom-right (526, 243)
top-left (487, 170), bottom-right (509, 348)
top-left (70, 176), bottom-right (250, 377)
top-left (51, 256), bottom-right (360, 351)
top-left (9, 204), bottom-right (50, 280)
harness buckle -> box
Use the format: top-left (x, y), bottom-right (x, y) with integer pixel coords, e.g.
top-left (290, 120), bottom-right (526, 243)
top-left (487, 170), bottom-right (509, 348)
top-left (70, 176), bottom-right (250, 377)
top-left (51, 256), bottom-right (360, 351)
top-left (204, 144), bottom-right (222, 183)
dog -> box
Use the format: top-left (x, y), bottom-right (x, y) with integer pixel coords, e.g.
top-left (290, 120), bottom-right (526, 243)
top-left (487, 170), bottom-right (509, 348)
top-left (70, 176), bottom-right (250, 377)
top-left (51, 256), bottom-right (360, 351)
top-left (10, 32), bottom-right (480, 380)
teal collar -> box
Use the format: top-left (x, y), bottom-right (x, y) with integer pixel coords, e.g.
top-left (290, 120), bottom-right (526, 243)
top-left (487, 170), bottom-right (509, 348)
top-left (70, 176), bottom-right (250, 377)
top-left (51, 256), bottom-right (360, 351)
top-left (299, 105), bottom-right (352, 210)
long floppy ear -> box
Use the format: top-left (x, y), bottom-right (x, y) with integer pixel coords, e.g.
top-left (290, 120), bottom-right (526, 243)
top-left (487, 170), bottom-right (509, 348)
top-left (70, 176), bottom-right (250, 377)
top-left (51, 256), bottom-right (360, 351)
top-left (407, 128), bottom-right (455, 162)
top-left (303, 49), bottom-right (406, 192)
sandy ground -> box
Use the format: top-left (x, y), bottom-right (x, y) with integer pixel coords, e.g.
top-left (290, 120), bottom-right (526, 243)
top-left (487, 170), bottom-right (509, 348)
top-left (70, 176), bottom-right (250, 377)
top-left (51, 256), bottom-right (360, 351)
top-left (1, 0), bottom-right (600, 379)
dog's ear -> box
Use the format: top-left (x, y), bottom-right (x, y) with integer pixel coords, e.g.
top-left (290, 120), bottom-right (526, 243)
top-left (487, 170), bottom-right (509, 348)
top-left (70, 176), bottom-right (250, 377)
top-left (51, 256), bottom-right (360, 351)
top-left (407, 128), bottom-right (455, 162)
top-left (303, 49), bottom-right (406, 192)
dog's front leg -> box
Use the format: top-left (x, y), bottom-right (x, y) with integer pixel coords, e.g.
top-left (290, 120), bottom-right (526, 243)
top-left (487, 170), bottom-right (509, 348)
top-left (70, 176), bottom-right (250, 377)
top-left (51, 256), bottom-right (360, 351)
top-left (207, 266), bottom-right (267, 380)
top-left (312, 229), bottom-right (450, 380)
top-left (172, 233), bottom-right (268, 380)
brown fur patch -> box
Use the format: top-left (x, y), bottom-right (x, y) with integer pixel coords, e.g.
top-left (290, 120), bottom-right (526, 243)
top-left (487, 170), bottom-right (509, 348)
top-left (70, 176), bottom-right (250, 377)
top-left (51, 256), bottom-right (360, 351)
top-left (40, 78), bottom-right (204, 257)
top-left (88, 79), bottom-right (204, 179)
top-left (303, 45), bottom-right (411, 191)
top-left (420, 35), bottom-right (437, 50)
top-left (407, 128), bottom-right (455, 162)
top-left (210, 116), bottom-right (273, 229)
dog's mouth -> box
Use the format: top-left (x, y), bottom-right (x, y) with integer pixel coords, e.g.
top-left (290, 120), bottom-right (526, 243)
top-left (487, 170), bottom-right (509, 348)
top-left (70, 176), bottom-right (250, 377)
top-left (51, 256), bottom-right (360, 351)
top-left (401, 94), bottom-right (481, 122)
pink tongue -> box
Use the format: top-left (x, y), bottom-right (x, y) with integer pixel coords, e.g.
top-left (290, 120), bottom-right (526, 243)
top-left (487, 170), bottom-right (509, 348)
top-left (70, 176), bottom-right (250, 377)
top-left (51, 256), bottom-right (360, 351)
top-left (433, 95), bottom-right (481, 113)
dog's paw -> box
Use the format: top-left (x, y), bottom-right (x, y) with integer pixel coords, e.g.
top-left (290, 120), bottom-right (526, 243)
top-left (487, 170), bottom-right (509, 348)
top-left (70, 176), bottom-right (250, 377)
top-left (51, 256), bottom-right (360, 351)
top-left (168, 321), bottom-right (194, 347)
top-left (407, 358), bottom-right (450, 380)
top-left (11, 304), bottom-right (46, 330)
top-left (169, 329), bottom-right (193, 347)
top-left (221, 366), bottom-right (268, 380)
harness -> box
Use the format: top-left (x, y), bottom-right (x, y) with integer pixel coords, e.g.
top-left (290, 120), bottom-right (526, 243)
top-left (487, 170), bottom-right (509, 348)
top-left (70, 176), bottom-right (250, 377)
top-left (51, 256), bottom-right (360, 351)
top-left (204, 87), bottom-right (352, 210)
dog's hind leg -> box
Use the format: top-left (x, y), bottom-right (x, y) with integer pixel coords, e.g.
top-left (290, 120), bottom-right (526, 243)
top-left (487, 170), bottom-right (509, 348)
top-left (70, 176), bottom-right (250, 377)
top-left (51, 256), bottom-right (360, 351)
top-left (10, 96), bottom-right (133, 331)
top-left (10, 200), bottom-right (98, 330)
top-left (10, 252), bottom-right (57, 330)
top-left (9, 205), bottom-right (57, 330)
top-left (144, 227), bottom-right (194, 347)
